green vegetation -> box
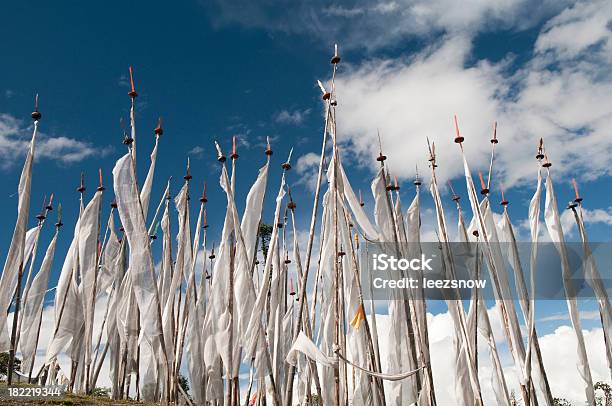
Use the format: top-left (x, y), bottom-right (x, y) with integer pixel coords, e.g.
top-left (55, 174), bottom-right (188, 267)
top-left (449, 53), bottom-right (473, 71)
top-left (0, 352), bottom-right (21, 378)
top-left (178, 373), bottom-right (190, 398)
top-left (258, 223), bottom-right (273, 260)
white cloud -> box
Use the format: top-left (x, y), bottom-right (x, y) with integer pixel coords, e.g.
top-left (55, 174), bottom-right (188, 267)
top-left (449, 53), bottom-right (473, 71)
top-left (331, 0), bottom-right (612, 195)
top-left (538, 325), bottom-right (609, 402)
top-left (189, 145), bottom-right (205, 158)
top-left (560, 206), bottom-right (612, 236)
top-left (0, 113), bottom-right (112, 170)
top-left (274, 108), bottom-right (311, 125)
top-left (535, 0), bottom-right (612, 63)
top-left (539, 310), bottom-right (601, 322)
top-left (374, 306), bottom-right (608, 405)
top-left (204, 0), bottom-right (572, 50)
top-left (295, 152), bottom-right (321, 191)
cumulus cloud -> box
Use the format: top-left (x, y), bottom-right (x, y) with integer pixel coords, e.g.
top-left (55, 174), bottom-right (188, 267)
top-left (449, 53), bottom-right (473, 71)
top-left (203, 0), bottom-right (572, 50)
top-left (332, 0), bottom-right (612, 193)
top-left (274, 108), bottom-right (311, 125)
top-left (294, 152), bottom-right (321, 191)
top-left (535, 0), bottom-right (612, 64)
top-left (0, 113), bottom-right (112, 170)
top-left (374, 306), bottom-right (608, 404)
top-left (560, 206), bottom-right (612, 236)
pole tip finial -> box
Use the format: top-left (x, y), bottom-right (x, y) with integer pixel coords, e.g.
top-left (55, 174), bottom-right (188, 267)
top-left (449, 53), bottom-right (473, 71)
top-left (542, 154), bottom-right (552, 168)
top-left (36, 195), bottom-right (47, 221)
top-left (572, 178), bottom-right (583, 203)
top-left (287, 187), bottom-right (297, 209)
top-left (231, 135), bottom-right (239, 160)
top-left (154, 117), bottom-right (163, 136)
top-left (536, 138), bottom-right (545, 160)
top-left (55, 203), bottom-right (63, 228)
top-left (490, 121), bottom-right (499, 144)
top-left (31, 93), bottom-right (41, 121)
top-left (448, 181), bottom-right (460, 202)
top-left (121, 117), bottom-right (133, 145)
top-left (478, 171), bottom-right (489, 195)
top-left (414, 166), bottom-right (422, 186)
top-left (376, 130), bottom-right (387, 162)
top-left (331, 43), bottom-right (341, 64)
top-left (128, 66), bottom-right (138, 98)
top-left (318, 80), bottom-right (331, 100)
top-left (46, 193), bottom-right (54, 211)
top-left (500, 189), bottom-right (509, 206)
top-left (184, 157), bottom-right (193, 181)
top-left (97, 168), bottom-right (105, 192)
top-left (427, 138), bottom-right (438, 168)
top-left (77, 172), bottom-right (86, 193)
top-left (214, 141), bottom-right (227, 163)
top-left (453, 115), bottom-right (464, 144)
top-left (265, 136), bottom-right (273, 156)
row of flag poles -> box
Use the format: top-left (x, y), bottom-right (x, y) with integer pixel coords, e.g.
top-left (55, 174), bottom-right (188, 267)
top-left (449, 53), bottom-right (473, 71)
top-left (0, 45), bottom-right (610, 406)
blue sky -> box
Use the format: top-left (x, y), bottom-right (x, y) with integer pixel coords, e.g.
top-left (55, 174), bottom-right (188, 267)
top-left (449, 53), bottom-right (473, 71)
top-left (2, 0), bottom-right (611, 312)
top-left (1, 1), bottom-right (612, 399)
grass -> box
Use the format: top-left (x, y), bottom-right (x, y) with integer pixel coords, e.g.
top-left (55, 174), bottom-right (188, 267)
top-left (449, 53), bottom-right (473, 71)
top-left (0, 393), bottom-right (159, 405)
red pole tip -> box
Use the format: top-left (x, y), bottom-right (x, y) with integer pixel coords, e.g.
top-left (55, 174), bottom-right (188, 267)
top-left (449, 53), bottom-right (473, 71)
top-left (129, 66), bottom-right (135, 92)
top-left (571, 178), bottom-right (582, 201)
top-left (454, 115), bottom-right (459, 136)
top-left (200, 181), bottom-right (208, 202)
top-left (478, 171), bottom-right (486, 190)
top-left (97, 169), bottom-right (105, 191)
top-left (231, 136), bottom-right (239, 159)
top-left (453, 115), bottom-right (464, 143)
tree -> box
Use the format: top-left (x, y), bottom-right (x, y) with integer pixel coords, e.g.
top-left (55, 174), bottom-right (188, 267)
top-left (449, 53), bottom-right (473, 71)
top-left (595, 381), bottom-right (612, 406)
top-left (0, 352), bottom-right (21, 378)
top-left (509, 390), bottom-right (518, 405)
top-left (178, 373), bottom-right (190, 397)
top-left (258, 223), bottom-right (273, 260)
top-left (553, 398), bottom-right (572, 406)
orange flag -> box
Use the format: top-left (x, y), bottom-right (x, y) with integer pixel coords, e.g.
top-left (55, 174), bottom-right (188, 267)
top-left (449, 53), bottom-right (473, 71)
top-left (350, 304), bottom-right (366, 329)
